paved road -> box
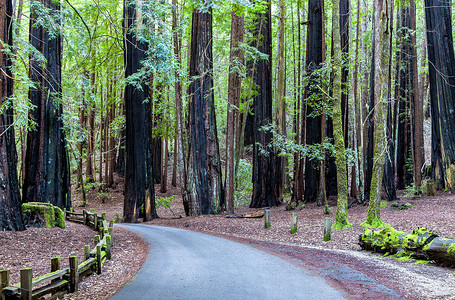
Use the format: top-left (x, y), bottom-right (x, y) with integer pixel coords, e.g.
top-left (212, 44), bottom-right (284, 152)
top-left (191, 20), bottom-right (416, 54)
top-left (110, 224), bottom-right (345, 300)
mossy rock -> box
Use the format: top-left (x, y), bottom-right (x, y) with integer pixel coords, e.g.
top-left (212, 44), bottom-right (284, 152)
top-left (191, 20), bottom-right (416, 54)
top-left (390, 202), bottom-right (414, 210)
top-left (22, 202), bottom-right (66, 229)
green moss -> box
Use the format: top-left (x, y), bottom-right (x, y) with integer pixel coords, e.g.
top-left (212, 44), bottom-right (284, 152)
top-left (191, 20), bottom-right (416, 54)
top-left (361, 219), bottom-right (389, 229)
top-left (22, 203), bottom-right (55, 228)
top-left (448, 244), bottom-right (455, 256)
top-left (54, 206), bottom-right (65, 229)
top-left (22, 202), bottom-right (66, 228)
top-left (332, 221), bottom-right (352, 229)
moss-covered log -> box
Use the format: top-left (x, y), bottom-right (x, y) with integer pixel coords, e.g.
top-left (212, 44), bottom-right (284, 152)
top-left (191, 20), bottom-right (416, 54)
top-left (423, 238), bottom-right (455, 267)
top-left (359, 227), bottom-right (455, 267)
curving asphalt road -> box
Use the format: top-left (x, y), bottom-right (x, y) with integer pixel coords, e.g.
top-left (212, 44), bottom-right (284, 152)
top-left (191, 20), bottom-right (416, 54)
top-left (110, 224), bottom-right (346, 300)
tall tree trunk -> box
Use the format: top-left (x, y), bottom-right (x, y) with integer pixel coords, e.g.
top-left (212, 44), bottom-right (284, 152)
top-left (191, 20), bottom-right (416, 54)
top-left (250, 1), bottom-right (279, 208)
top-left (364, 0), bottom-right (393, 228)
top-left (0, 0), bottom-right (25, 231)
top-left (340, 0), bottom-right (349, 146)
top-left (303, 0), bottom-right (325, 203)
top-left (293, 3), bottom-right (305, 204)
top-left (152, 83), bottom-right (163, 184)
top-left (383, 0), bottom-right (396, 202)
top-left (86, 73), bottom-right (96, 183)
top-left (396, 5), bottom-right (413, 190)
top-left (171, 135), bottom-right (177, 187)
top-left (275, 0), bottom-right (286, 201)
top-left (332, 0), bottom-right (351, 228)
top-left (108, 85), bottom-right (116, 187)
top-left (23, 0), bottom-right (71, 210)
top-left (350, 0), bottom-right (363, 202)
top-left (172, 0), bottom-right (190, 215)
top-left (123, 0), bottom-right (150, 222)
top-left (77, 87), bottom-right (87, 188)
top-left (225, 6), bottom-right (244, 214)
top-left (425, 0), bottom-right (455, 189)
top-left (410, 0), bottom-right (423, 190)
top-left (187, 4), bottom-right (224, 215)
top-left (115, 99), bottom-right (125, 177)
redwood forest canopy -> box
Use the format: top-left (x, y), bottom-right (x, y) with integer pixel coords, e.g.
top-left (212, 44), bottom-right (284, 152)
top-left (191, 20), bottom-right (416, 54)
top-left (0, 0), bottom-right (452, 231)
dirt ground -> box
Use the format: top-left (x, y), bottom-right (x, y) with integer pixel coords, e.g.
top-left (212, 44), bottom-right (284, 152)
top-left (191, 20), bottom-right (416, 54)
top-left (2, 174), bottom-right (455, 299)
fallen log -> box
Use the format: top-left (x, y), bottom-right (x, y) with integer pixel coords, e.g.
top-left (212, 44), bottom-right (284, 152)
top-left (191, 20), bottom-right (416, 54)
top-left (226, 211), bottom-right (264, 219)
top-left (423, 238), bottom-right (455, 267)
top-left (359, 227), bottom-right (455, 267)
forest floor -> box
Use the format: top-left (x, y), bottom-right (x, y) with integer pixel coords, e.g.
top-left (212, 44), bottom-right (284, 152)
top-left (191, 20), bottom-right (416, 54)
top-left (2, 173), bottom-right (455, 299)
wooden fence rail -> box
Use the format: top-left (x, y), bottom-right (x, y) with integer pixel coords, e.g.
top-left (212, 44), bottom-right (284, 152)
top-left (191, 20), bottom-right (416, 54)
top-left (1, 210), bottom-right (114, 300)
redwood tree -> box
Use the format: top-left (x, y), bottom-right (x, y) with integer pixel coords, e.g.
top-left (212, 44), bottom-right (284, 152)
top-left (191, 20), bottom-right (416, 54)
top-left (187, 2), bottom-right (224, 215)
top-left (303, 0), bottom-right (324, 203)
top-left (123, 1), bottom-right (155, 222)
top-left (250, 1), bottom-right (279, 208)
top-left (0, 0), bottom-right (24, 231)
top-left (225, 5), bottom-right (244, 214)
top-left (425, 0), bottom-right (455, 189)
top-left (23, 0), bottom-right (71, 210)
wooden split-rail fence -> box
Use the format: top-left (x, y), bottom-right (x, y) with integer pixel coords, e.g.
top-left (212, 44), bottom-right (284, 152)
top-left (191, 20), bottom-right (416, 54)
top-left (1, 210), bottom-right (114, 300)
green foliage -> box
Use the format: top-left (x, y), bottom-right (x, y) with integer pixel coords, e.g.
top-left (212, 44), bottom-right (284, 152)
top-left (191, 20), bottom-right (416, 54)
top-left (234, 159), bottom-right (253, 208)
top-left (156, 195), bottom-right (177, 209)
top-left (403, 185), bottom-right (424, 199)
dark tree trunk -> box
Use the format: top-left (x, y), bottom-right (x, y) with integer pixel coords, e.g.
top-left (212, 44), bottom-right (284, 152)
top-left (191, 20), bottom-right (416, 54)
top-left (187, 6), bottom-right (224, 215)
top-left (396, 6), bottom-right (413, 190)
top-left (152, 84), bottom-right (163, 184)
top-left (23, 0), bottom-right (71, 210)
top-left (86, 74), bottom-right (96, 183)
top-left (249, 2), bottom-right (279, 208)
top-left (383, 1), bottom-right (397, 201)
top-left (115, 100), bottom-right (125, 177)
top-left (340, 0), bottom-right (349, 146)
top-left (303, 0), bottom-right (324, 203)
top-left (364, 10), bottom-right (375, 202)
top-left (77, 86), bottom-right (87, 188)
top-left (326, 0), bottom-right (349, 198)
top-left (243, 108), bottom-right (255, 146)
top-left (0, 0), bottom-right (25, 231)
top-left (123, 1), bottom-right (152, 222)
top-left (172, 0), bottom-right (189, 214)
top-left (425, 0), bottom-right (455, 189)
top-left (410, 0), bottom-right (424, 190)
top-left (225, 6), bottom-right (244, 214)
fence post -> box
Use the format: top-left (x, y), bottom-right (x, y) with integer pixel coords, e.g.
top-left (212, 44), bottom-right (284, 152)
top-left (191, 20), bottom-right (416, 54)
top-left (323, 217), bottom-right (332, 242)
top-left (96, 245), bottom-right (102, 275)
top-left (51, 257), bottom-right (61, 295)
top-left (94, 214), bottom-right (98, 231)
top-left (20, 268), bottom-right (32, 300)
top-left (84, 245), bottom-right (91, 260)
top-left (109, 221), bottom-right (114, 243)
top-left (83, 209), bottom-right (87, 225)
top-left (94, 235), bottom-right (100, 246)
top-left (290, 213), bottom-right (298, 234)
top-left (51, 257), bottom-right (61, 273)
top-left (264, 209), bottom-right (271, 229)
top-left (1, 269), bottom-right (10, 291)
top-left (106, 235), bottom-right (112, 260)
top-left (69, 256), bottom-right (79, 293)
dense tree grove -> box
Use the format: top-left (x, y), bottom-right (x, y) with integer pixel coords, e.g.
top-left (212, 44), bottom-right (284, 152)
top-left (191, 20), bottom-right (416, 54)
top-left (1, 0), bottom-right (455, 230)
